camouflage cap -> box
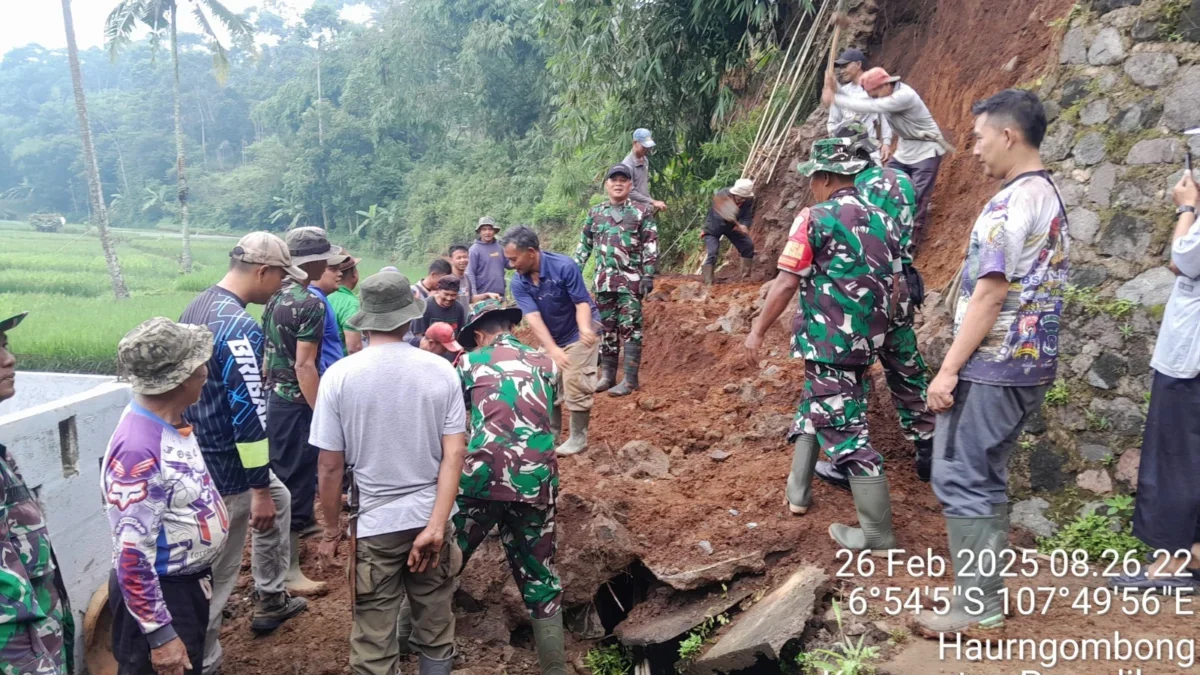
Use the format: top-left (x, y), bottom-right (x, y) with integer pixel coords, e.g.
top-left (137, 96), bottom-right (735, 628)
top-left (0, 312), bottom-right (27, 334)
top-left (831, 120), bottom-right (880, 158)
top-left (458, 298), bottom-right (523, 351)
top-left (118, 317), bottom-right (213, 395)
top-left (796, 137), bottom-right (870, 177)
top-left (285, 226), bottom-right (343, 266)
top-left (231, 231), bottom-right (308, 282)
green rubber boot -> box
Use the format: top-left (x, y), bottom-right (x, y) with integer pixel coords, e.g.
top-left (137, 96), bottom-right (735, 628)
top-left (556, 411), bottom-right (590, 456)
top-left (828, 475), bottom-right (899, 555)
top-left (531, 613), bottom-right (569, 675)
top-left (740, 257), bottom-right (753, 280)
top-left (702, 264), bottom-right (715, 285)
top-left (786, 435), bottom-right (820, 515)
top-left (608, 343), bottom-right (641, 397)
top-left (916, 515), bottom-right (1006, 637)
top-left (418, 654), bottom-right (453, 675)
top-left (595, 355), bottom-right (619, 393)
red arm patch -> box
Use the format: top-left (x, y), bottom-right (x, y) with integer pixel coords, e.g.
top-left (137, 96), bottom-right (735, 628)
top-left (777, 208), bottom-right (814, 276)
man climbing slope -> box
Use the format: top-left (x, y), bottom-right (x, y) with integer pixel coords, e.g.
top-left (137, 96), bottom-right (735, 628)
top-left (744, 137), bottom-right (904, 554)
top-left (575, 164), bottom-right (658, 397)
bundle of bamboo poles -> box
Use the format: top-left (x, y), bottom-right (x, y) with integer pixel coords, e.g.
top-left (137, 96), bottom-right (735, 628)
top-left (741, 0), bottom-right (837, 185)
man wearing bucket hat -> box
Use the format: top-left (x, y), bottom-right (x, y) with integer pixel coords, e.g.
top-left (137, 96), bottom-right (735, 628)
top-left (701, 178), bottom-right (757, 285)
top-left (262, 226), bottom-right (343, 590)
top-left (822, 66), bottom-right (951, 249)
top-left (180, 232), bottom-right (315, 673)
top-left (0, 310), bottom-right (76, 675)
top-left (621, 128), bottom-right (667, 213)
top-left (744, 136), bottom-right (904, 554)
top-left (311, 271), bottom-right (465, 675)
top-left (468, 217), bottom-right (509, 298)
top-left (104, 318), bottom-right (228, 675)
top-left (452, 299), bottom-right (566, 674)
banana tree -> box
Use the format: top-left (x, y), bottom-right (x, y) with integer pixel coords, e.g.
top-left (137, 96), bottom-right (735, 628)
top-left (104, 0), bottom-right (254, 272)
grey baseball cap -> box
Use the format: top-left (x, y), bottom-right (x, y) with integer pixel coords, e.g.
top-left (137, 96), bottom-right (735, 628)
top-left (118, 317), bottom-right (213, 395)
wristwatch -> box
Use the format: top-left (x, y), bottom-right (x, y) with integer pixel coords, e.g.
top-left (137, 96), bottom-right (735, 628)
top-left (1179, 205), bottom-right (1197, 216)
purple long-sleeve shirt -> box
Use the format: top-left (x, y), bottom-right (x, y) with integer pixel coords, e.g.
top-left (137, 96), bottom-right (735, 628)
top-left (467, 239), bottom-right (508, 296)
top-left (103, 403), bottom-right (228, 646)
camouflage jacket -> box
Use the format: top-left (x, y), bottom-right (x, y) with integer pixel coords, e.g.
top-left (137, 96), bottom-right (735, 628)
top-left (856, 166), bottom-right (916, 265)
top-left (777, 187), bottom-right (903, 367)
top-left (574, 200), bottom-right (658, 294)
top-left (262, 282), bottom-right (326, 404)
top-left (456, 333), bottom-right (559, 503)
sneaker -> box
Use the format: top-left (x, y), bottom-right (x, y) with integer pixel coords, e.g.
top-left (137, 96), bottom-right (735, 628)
top-left (1110, 565), bottom-right (1200, 592)
top-left (250, 592), bottom-right (309, 634)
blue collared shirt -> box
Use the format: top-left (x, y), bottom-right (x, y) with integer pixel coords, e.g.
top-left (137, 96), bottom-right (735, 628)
top-left (511, 251), bottom-right (599, 348)
top-left (307, 286), bottom-right (345, 374)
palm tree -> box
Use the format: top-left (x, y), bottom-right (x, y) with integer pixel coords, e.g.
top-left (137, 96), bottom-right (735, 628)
top-left (62, 0), bottom-right (130, 299)
top-left (104, 0), bottom-right (253, 273)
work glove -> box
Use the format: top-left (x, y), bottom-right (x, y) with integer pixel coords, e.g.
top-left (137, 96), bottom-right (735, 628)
top-left (641, 277), bottom-right (654, 297)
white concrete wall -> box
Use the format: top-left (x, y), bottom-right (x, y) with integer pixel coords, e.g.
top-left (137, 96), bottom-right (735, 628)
top-left (0, 372), bottom-right (132, 669)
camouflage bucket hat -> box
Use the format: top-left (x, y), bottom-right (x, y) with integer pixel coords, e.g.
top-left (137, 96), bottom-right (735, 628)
top-left (796, 137), bottom-right (870, 177)
top-left (832, 120), bottom-right (879, 157)
top-left (285, 226), bottom-right (343, 266)
top-left (458, 298), bottom-right (523, 351)
top-left (118, 317), bottom-right (214, 395)
top-left (347, 271), bottom-right (426, 333)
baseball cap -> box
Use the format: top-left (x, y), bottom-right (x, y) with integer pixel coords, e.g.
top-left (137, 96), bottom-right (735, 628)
top-left (834, 48), bottom-right (866, 66)
top-left (0, 312), bottom-right (27, 334)
top-left (606, 164), bottom-right (633, 180)
top-left (284, 227), bottom-right (343, 266)
top-left (425, 322), bottom-right (463, 353)
top-left (118, 317), bottom-right (214, 395)
top-left (860, 67), bottom-right (901, 92)
top-left (633, 128), bottom-right (655, 149)
top-left (796, 137), bottom-right (870, 177)
top-left (231, 232), bottom-right (308, 283)
top-left (336, 252), bottom-right (362, 272)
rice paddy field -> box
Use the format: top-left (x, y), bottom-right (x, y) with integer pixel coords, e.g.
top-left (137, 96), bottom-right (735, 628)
top-left (0, 222), bottom-right (418, 374)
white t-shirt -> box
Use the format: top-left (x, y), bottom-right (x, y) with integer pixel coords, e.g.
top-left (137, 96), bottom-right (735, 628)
top-left (309, 341), bottom-right (466, 537)
top-left (1152, 218), bottom-right (1200, 379)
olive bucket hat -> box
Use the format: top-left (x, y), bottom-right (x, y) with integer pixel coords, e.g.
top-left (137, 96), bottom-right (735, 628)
top-left (796, 137), bottom-right (870, 178)
top-left (118, 317), bottom-right (214, 395)
top-left (457, 298), bottom-right (523, 351)
top-left (347, 271), bottom-right (427, 333)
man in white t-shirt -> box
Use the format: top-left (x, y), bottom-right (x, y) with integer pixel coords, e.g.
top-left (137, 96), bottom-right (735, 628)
top-left (310, 270), bottom-right (467, 675)
top-left (826, 48), bottom-right (893, 165)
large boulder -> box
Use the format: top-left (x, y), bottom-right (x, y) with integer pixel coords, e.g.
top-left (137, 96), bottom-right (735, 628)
top-left (1116, 267), bottom-right (1176, 306)
top-left (1125, 138), bottom-right (1184, 165)
top-left (1163, 66), bottom-right (1200, 130)
top-left (1088, 27), bottom-right (1127, 65)
top-left (1123, 52), bottom-right (1178, 88)
top-left (1087, 163), bottom-right (1119, 206)
top-left (1060, 27), bottom-right (1090, 65)
top-left (1098, 211), bottom-right (1151, 259)
top-left (1042, 123), bottom-right (1076, 162)
top-left (1073, 132), bottom-right (1108, 166)
top-left (1080, 98), bottom-right (1112, 125)
top-left (1068, 208), bottom-right (1101, 245)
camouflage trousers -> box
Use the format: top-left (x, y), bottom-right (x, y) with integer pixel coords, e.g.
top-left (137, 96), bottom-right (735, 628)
top-left (454, 497), bottom-right (561, 619)
top-left (789, 361), bottom-right (883, 476)
top-left (0, 573), bottom-right (72, 675)
top-left (596, 291), bottom-right (642, 359)
top-left (879, 320), bottom-right (935, 443)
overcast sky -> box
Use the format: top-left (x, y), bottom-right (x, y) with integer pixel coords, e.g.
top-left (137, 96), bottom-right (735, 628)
top-left (0, 1), bottom-right (362, 55)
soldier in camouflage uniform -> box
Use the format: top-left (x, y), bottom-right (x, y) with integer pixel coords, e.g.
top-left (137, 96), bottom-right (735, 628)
top-left (808, 121), bottom-right (937, 485)
top-left (0, 312), bottom-right (74, 675)
top-left (453, 300), bottom-right (566, 675)
top-left (744, 137), bottom-right (904, 553)
top-left (574, 164), bottom-right (658, 397)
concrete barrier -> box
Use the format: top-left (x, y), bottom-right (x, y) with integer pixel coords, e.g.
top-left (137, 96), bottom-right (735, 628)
top-left (0, 372), bottom-right (132, 669)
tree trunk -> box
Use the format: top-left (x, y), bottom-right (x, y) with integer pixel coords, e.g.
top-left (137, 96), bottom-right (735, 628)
top-left (171, 6), bottom-right (193, 273)
top-left (198, 102), bottom-right (208, 169)
top-left (62, 0), bottom-right (129, 299)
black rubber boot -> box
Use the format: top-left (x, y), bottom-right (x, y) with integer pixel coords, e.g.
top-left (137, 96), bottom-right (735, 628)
top-left (915, 438), bottom-right (933, 482)
top-left (814, 461), bottom-right (850, 491)
top-left (418, 654), bottom-right (454, 675)
top-left (595, 355), bottom-right (619, 393)
top-left (549, 405), bottom-right (562, 439)
top-left (608, 343), bottom-right (641, 397)
top-left (702, 264), bottom-right (715, 285)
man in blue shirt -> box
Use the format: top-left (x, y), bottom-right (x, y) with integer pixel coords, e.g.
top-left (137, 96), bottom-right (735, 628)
top-left (310, 251), bottom-right (349, 373)
top-left (502, 225), bottom-right (601, 456)
top-left (180, 232), bottom-right (319, 675)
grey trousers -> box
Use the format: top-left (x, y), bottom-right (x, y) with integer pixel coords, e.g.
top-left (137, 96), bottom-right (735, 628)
top-left (932, 381), bottom-right (1048, 517)
top-left (203, 472), bottom-right (292, 675)
top-left (888, 153), bottom-right (943, 247)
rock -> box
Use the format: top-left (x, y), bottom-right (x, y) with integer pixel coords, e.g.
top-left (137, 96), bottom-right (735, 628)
top-left (1079, 99), bottom-right (1111, 125)
top-left (1099, 211), bottom-right (1151, 259)
top-left (1002, 56), bottom-right (1019, 72)
top-left (619, 440), bottom-right (672, 479)
top-left (1192, 134), bottom-right (1200, 158)
top-left (1125, 138), bottom-right (1184, 165)
top-left (1070, 264), bottom-right (1109, 288)
top-left (1073, 132), bottom-right (1108, 166)
top-left (739, 382), bottom-right (765, 405)
top-left (751, 412), bottom-right (793, 437)
top-left (1131, 18), bottom-right (1159, 41)
top-left (1044, 100), bottom-right (1062, 123)
top-left (784, 200), bottom-right (797, 210)
top-left (1098, 69), bottom-right (1120, 91)
top-left (1113, 180), bottom-right (1154, 208)
top-left (639, 397), bottom-right (664, 411)
top-left (1011, 498), bottom-right (1058, 538)
top-left (1060, 27), bottom-right (1089, 64)
top-left (1117, 267), bottom-right (1176, 306)
top-left (746, 522), bottom-right (758, 529)
top-left (1088, 163), bottom-right (1118, 206)
top-left (1089, 396), bottom-right (1144, 435)
top-left (1079, 500), bottom-right (1107, 517)
top-left (698, 541), bottom-right (714, 556)
top-left (565, 603), bottom-right (606, 640)
top-left (695, 566), bottom-right (827, 674)
top-left (646, 552), bottom-right (766, 591)
top-left (1060, 78), bottom-right (1091, 109)
top-left (709, 303), bottom-right (752, 334)
top-left (1181, 0), bottom-right (1200, 42)
top-left (723, 383), bottom-right (739, 394)
top-left (1088, 27), bottom-right (1126, 65)
top-left (1092, 0), bottom-right (1141, 13)
top-left (1058, 178), bottom-right (1084, 207)
top-left (1116, 446), bottom-right (1141, 487)
top-left (458, 606), bottom-right (515, 646)
top-left (1068, 208), bottom-right (1101, 244)
top-left (729, 509), bottom-right (740, 517)
top-left (1114, 97), bottom-right (1160, 132)
top-left (1042, 123), bottom-right (1076, 162)
top-left (1163, 66), bottom-right (1200, 131)
top-left (1080, 443), bottom-right (1115, 463)
top-left (1124, 52), bottom-right (1178, 88)
top-left (1101, 6), bottom-right (1141, 27)
top-left (1077, 469), bottom-right (1114, 494)
top-left (1087, 352), bottom-right (1129, 390)
top-left (675, 281), bottom-right (708, 302)
top-left (1030, 447), bottom-right (1065, 491)
top-left (709, 449), bottom-right (731, 462)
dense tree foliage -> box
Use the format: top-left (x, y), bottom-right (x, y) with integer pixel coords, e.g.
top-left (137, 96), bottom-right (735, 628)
top-left (0, 0), bottom-right (798, 264)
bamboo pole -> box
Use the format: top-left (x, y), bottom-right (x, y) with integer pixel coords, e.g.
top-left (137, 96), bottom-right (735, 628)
top-left (743, 13), bottom-right (806, 179)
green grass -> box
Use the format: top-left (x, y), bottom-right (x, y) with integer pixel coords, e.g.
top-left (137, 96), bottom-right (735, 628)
top-left (1, 228), bottom-right (418, 374)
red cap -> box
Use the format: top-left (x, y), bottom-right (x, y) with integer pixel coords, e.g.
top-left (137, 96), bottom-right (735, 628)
top-left (860, 67), bottom-right (901, 93)
top-left (425, 322), bottom-right (463, 352)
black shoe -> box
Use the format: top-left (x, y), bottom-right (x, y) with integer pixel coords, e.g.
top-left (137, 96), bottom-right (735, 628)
top-left (915, 439), bottom-right (933, 483)
top-left (815, 461), bottom-right (850, 491)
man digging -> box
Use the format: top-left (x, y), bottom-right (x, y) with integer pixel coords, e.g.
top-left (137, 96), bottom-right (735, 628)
top-left (701, 178), bottom-right (756, 285)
